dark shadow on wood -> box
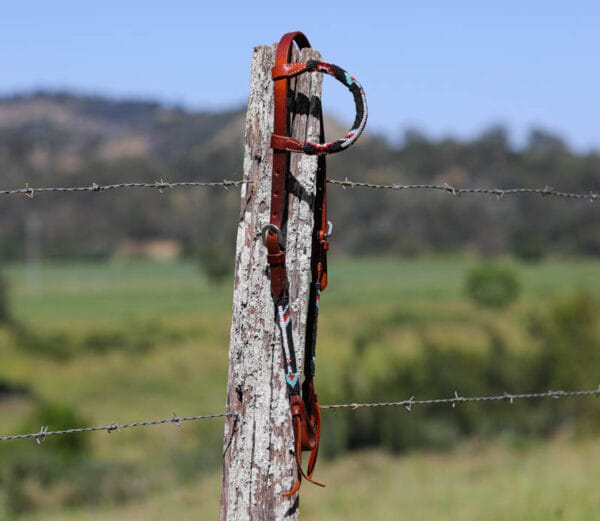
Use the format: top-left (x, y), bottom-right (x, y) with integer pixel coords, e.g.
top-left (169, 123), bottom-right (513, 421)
top-left (287, 92), bottom-right (322, 209)
top-left (288, 174), bottom-right (314, 208)
top-left (284, 496), bottom-right (299, 517)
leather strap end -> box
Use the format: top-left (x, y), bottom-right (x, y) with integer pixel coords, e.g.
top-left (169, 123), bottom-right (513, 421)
top-left (319, 272), bottom-right (328, 291)
top-left (268, 259), bottom-right (288, 299)
top-left (271, 134), bottom-right (304, 152)
top-left (272, 62), bottom-right (308, 80)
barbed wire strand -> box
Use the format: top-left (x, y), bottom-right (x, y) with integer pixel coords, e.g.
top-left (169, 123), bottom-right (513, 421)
top-left (0, 412), bottom-right (235, 443)
top-left (328, 179), bottom-right (599, 202)
top-left (0, 179), bottom-right (247, 197)
top-left (0, 178), bottom-right (597, 201)
top-left (321, 386), bottom-right (600, 411)
top-left (2, 387), bottom-right (599, 443)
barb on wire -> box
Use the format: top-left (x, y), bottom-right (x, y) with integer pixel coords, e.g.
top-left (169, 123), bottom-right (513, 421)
top-left (327, 179), bottom-right (599, 202)
top-left (2, 387), bottom-right (599, 443)
top-left (0, 411), bottom-right (235, 443)
top-left (0, 179), bottom-right (247, 197)
top-left (321, 386), bottom-right (600, 411)
top-left (0, 177), bottom-right (597, 201)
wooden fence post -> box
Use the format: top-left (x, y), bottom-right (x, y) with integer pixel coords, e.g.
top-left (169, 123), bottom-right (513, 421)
top-left (220, 42), bottom-right (322, 520)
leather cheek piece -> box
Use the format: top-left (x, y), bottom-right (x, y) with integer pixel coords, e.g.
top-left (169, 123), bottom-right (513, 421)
top-left (270, 31), bottom-right (311, 228)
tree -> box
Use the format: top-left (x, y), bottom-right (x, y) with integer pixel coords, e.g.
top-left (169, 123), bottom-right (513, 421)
top-left (465, 262), bottom-right (521, 309)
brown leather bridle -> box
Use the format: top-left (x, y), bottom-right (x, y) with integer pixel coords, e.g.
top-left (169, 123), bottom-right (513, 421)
top-left (263, 30), bottom-right (367, 496)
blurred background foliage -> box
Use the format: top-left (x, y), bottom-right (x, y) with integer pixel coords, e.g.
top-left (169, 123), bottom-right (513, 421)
top-left (0, 93), bottom-right (599, 266)
top-left (0, 92), bottom-right (598, 518)
top-left (1, 257), bottom-right (596, 518)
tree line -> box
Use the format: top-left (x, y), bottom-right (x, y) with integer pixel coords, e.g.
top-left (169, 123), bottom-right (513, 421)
top-left (0, 92), bottom-right (598, 262)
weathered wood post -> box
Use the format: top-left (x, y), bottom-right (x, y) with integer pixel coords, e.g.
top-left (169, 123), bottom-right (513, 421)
top-left (220, 42), bottom-right (322, 520)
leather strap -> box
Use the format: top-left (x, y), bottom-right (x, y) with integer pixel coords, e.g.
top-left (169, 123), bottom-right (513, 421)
top-left (270, 134), bottom-right (304, 153)
top-left (301, 100), bottom-right (327, 485)
top-left (268, 31), bottom-right (310, 241)
top-left (272, 62), bottom-right (309, 80)
top-left (265, 32), bottom-right (310, 301)
top-left (266, 32), bottom-right (321, 496)
top-left (265, 30), bottom-right (366, 497)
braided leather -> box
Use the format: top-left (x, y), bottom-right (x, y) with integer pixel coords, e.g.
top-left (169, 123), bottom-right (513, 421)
top-left (271, 59), bottom-right (368, 155)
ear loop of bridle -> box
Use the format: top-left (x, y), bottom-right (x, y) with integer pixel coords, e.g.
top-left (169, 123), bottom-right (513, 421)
top-left (271, 59), bottom-right (368, 155)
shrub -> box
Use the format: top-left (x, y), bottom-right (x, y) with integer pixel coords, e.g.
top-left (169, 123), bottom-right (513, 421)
top-left (0, 378), bottom-right (30, 399)
top-left (18, 402), bottom-right (91, 463)
top-left (532, 293), bottom-right (600, 392)
top-left (510, 230), bottom-right (546, 262)
top-left (3, 455), bottom-right (146, 515)
top-left (465, 262), bottom-right (521, 309)
top-left (198, 239), bottom-right (233, 285)
top-left (320, 293), bottom-right (599, 459)
top-left (12, 324), bottom-right (74, 360)
top-left (1, 402), bottom-right (92, 515)
top-left (0, 269), bottom-right (11, 324)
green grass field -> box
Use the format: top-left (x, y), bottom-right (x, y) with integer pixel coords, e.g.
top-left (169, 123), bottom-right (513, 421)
top-left (0, 256), bottom-right (599, 519)
top-left (6, 256), bottom-right (600, 325)
top-left (23, 440), bottom-right (600, 521)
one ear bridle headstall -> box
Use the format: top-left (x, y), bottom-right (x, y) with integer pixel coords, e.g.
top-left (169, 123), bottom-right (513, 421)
top-left (262, 31), bottom-right (367, 496)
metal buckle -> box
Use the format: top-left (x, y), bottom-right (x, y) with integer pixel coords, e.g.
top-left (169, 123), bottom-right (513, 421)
top-left (261, 224), bottom-right (285, 248)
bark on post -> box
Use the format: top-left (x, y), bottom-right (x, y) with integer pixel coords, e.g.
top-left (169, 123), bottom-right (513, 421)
top-left (220, 44), bottom-right (322, 520)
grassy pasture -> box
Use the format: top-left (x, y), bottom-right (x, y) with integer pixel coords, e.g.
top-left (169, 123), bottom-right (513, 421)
top-left (22, 440), bottom-right (600, 521)
top-left (0, 256), bottom-right (599, 519)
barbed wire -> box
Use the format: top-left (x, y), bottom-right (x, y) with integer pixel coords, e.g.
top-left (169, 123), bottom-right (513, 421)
top-left (0, 179), bottom-right (247, 197)
top-left (0, 177), bottom-right (597, 201)
top-left (0, 411), bottom-right (235, 443)
top-left (328, 178), bottom-right (599, 201)
top-left (2, 386), bottom-right (598, 443)
top-left (321, 386), bottom-right (600, 411)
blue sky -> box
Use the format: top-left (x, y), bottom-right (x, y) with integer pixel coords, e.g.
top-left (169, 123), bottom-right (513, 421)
top-left (1, 1), bottom-right (599, 149)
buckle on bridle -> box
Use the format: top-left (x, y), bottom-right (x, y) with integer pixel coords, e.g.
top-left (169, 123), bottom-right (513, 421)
top-left (319, 221), bottom-right (333, 246)
top-left (261, 223), bottom-right (285, 249)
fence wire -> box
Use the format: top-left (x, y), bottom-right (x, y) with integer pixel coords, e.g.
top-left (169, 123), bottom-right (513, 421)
top-left (321, 387), bottom-right (600, 411)
top-left (0, 179), bottom-right (246, 197)
top-left (0, 177), bottom-right (597, 201)
top-left (2, 387), bottom-right (598, 443)
top-left (0, 412), bottom-right (234, 443)
top-left (328, 179), bottom-right (599, 201)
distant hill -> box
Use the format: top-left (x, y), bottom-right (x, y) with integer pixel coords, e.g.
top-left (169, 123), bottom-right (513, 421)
top-left (0, 91), bottom-right (598, 261)
top-left (0, 91), bottom-right (244, 173)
